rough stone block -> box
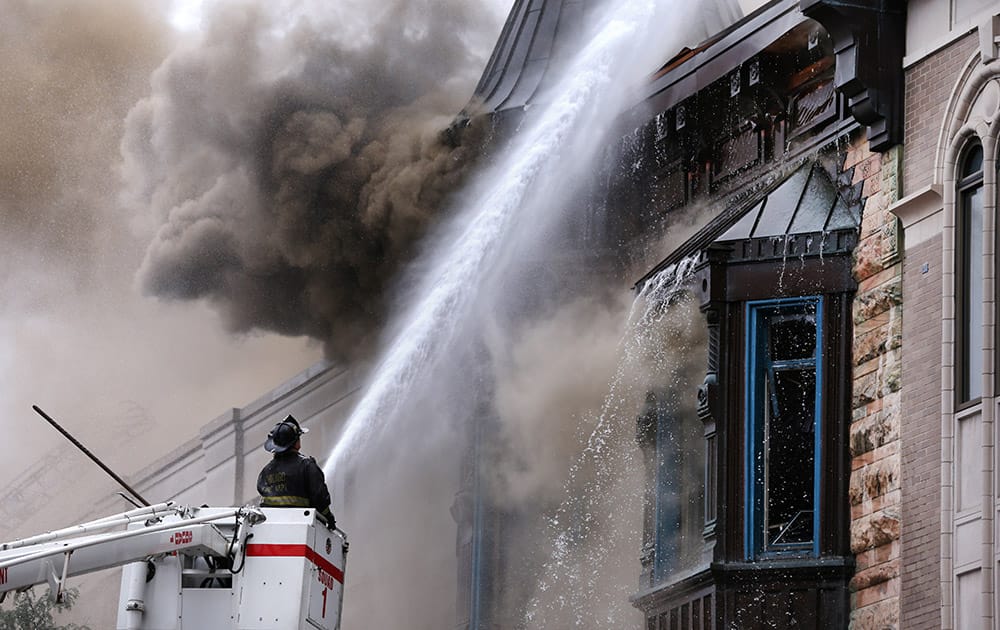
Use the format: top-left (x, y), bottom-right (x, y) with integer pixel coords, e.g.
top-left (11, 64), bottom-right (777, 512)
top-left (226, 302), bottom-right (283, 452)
top-left (861, 194), bottom-right (889, 238)
top-left (858, 267), bottom-right (901, 294)
top-left (853, 359), bottom-right (901, 409)
top-left (852, 441), bottom-right (900, 472)
top-left (853, 315), bottom-right (902, 366)
top-left (854, 277), bottom-right (902, 324)
top-left (854, 235), bottom-right (885, 282)
top-left (854, 310), bottom-right (891, 336)
top-left (853, 154), bottom-right (883, 184)
top-left (851, 488), bottom-right (901, 520)
top-left (863, 174), bottom-right (883, 197)
top-left (849, 397), bottom-right (901, 460)
top-left (855, 575), bottom-right (900, 610)
top-left (844, 141), bottom-right (870, 170)
top-left (849, 455), bottom-right (900, 505)
top-left (851, 509), bottom-right (901, 554)
top-left (849, 596), bottom-right (899, 630)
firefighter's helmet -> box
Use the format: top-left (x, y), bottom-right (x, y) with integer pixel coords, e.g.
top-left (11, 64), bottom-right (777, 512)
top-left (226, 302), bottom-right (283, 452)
top-left (265, 414), bottom-right (309, 453)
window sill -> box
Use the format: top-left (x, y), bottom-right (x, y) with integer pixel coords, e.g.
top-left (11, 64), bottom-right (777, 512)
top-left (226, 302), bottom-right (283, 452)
top-left (956, 397), bottom-right (983, 413)
top-left (630, 566), bottom-right (713, 609)
top-left (712, 556), bottom-right (854, 582)
top-left (888, 183), bottom-right (942, 248)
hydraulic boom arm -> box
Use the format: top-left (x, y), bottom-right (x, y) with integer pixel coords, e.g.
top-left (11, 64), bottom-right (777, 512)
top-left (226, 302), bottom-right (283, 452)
top-left (0, 505), bottom-right (247, 602)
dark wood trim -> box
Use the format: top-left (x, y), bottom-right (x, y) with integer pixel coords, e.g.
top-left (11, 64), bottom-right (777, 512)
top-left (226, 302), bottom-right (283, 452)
top-left (821, 292), bottom-right (854, 556)
top-left (724, 255), bottom-right (855, 302)
top-left (799, 0), bottom-right (906, 151)
top-left (632, 568), bottom-right (714, 613)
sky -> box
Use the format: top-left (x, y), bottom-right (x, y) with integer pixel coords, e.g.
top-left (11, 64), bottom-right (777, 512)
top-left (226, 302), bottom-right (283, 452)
top-left (170, 0), bottom-right (208, 31)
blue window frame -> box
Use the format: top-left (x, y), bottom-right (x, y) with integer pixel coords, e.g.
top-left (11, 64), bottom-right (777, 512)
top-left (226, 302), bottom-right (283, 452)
top-left (745, 297), bottom-right (823, 559)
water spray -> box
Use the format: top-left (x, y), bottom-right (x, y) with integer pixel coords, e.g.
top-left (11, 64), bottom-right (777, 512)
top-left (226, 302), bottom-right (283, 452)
top-left (323, 0), bottom-right (670, 480)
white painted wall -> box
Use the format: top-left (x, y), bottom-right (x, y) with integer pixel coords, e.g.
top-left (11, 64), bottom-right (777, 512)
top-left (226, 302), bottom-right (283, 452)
top-left (907, 0), bottom-right (1000, 65)
top-left (738, 0), bottom-right (769, 15)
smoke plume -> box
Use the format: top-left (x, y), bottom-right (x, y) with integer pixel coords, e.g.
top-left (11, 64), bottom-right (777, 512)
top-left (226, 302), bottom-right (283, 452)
top-left (123, 0), bottom-right (505, 361)
top-left (0, 0), bottom-right (323, 537)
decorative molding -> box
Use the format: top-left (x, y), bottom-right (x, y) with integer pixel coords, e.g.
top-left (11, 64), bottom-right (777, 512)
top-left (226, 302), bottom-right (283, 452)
top-left (880, 146), bottom-right (903, 267)
top-left (980, 14), bottom-right (1000, 64)
top-left (881, 216), bottom-right (903, 267)
top-left (889, 181), bottom-right (943, 225)
top-left (800, 0), bottom-right (906, 151)
top-left (888, 184), bottom-right (944, 248)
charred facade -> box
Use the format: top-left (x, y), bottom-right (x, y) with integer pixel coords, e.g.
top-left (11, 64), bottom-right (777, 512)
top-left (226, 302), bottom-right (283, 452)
top-left (622, 4), bottom-right (868, 626)
top-left (460, 0), bottom-right (904, 627)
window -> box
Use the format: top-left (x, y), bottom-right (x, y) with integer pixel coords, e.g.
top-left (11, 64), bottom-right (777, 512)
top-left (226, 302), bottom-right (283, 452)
top-left (653, 399), bottom-right (704, 581)
top-left (745, 297), bottom-right (822, 558)
top-left (958, 143), bottom-right (984, 404)
top-left (654, 407), bottom-right (683, 581)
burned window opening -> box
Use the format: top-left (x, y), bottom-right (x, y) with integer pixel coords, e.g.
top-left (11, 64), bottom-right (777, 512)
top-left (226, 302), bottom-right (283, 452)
top-left (747, 298), bottom-right (822, 559)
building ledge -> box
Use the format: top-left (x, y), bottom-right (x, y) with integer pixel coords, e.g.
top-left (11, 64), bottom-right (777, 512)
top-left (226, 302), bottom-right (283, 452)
top-left (631, 567), bottom-right (713, 612)
top-left (712, 556), bottom-right (854, 583)
top-left (888, 183), bottom-right (943, 249)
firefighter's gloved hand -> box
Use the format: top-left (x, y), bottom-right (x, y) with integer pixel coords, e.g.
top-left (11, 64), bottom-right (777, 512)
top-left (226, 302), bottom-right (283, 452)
top-left (321, 508), bottom-right (336, 531)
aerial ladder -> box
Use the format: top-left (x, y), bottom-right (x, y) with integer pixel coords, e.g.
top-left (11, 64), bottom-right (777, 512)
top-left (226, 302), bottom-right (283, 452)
top-left (0, 502), bottom-right (348, 629)
top-left (1, 407), bottom-right (348, 628)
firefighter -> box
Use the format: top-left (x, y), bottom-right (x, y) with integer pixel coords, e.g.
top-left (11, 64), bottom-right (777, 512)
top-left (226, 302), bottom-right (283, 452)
top-left (257, 414), bottom-right (336, 528)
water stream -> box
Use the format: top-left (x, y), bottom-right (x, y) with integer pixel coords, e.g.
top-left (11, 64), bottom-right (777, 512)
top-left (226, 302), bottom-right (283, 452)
top-left (522, 256), bottom-right (701, 626)
top-left (323, 0), bottom-right (682, 478)
top-left (316, 1), bottom-right (723, 626)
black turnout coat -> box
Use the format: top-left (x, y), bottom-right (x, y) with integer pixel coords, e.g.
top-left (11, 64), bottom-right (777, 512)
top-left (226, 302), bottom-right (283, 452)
top-left (257, 451), bottom-right (334, 522)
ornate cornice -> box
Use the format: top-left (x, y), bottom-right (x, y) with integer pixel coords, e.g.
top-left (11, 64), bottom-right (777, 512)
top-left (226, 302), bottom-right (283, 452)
top-left (800, 0), bottom-right (906, 151)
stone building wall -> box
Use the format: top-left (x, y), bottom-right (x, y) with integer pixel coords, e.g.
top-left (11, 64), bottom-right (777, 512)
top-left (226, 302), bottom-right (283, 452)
top-left (847, 137), bottom-right (904, 629)
top-left (846, 30), bottom-right (977, 624)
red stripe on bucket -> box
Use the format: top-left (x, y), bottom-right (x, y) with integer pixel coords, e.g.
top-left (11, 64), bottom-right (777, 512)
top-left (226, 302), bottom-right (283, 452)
top-left (246, 544), bottom-right (344, 583)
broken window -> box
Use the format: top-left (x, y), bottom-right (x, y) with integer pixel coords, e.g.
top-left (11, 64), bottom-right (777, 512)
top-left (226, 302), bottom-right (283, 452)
top-left (746, 297), bottom-right (821, 558)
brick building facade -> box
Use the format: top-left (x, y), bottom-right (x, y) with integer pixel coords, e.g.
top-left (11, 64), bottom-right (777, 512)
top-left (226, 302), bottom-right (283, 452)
top-left (590, 0), bottom-right (1000, 628)
top-left (620, 2), bottom-right (1000, 627)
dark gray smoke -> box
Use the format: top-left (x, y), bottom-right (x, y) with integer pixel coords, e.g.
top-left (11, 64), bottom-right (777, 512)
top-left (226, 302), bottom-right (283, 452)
top-left (123, 0), bottom-right (503, 360)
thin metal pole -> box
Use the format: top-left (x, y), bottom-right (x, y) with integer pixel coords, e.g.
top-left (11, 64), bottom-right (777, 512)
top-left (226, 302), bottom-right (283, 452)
top-left (32, 405), bottom-right (151, 507)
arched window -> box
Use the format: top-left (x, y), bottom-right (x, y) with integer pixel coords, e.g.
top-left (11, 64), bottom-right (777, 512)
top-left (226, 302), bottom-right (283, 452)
top-left (958, 142), bottom-right (984, 404)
